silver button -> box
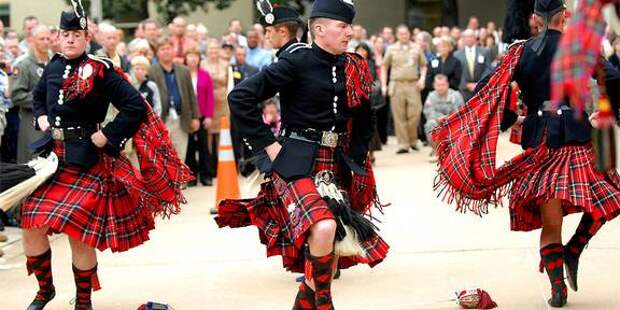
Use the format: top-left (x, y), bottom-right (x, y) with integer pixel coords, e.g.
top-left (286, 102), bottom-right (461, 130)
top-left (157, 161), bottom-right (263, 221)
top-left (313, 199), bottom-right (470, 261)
top-left (557, 109), bottom-right (563, 116)
top-left (58, 100), bottom-right (63, 105)
top-left (55, 121), bottom-right (60, 126)
top-left (334, 96), bottom-right (338, 101)
top-left (332, 78), bottom-right (337, 83)
top-left (65, 65), bottom-right (71, 69)
top-left (332, 66), bottom-right (336, 71)
top-left (537, 110), bottom-right (543, 116)
top-left (55, 116), bottom-right (61, 120)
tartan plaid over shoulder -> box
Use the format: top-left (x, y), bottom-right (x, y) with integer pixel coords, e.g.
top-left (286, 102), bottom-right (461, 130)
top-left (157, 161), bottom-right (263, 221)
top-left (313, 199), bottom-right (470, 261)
top-left (551, 0), bottom-right (606, 112)
top-left (431, 42), bottom-right (548, 215)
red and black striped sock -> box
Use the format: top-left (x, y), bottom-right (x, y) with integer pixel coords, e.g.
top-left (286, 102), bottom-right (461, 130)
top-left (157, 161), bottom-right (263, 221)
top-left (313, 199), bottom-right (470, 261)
top-left (308, 252), bottom-right (335, 310)
top-left (26, 249), bottom-right (55, 302)
top-left (293, 281), bottom-right (316, 310)
top-left (540, 243), bottom-right (567, 297)
top-left (566, 213), bottom-right (604, 258)
top-left (72, 264), bottom-right (101, 309)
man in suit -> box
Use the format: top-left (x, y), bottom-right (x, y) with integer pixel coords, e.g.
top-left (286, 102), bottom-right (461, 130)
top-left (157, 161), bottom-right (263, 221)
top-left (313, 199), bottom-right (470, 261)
top-left (455, 29), bottom-right (491, 101)
top-left (149, 36), bottom-right (200, 161)
top-left (233, 46), bottom-right (259, 85)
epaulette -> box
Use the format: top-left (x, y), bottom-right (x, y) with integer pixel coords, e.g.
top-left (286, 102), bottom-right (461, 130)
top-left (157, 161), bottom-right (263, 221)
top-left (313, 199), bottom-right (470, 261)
top-left (286, 43), bottom-right (311, 54)
top-left (87, 54), bottom-right (112, 69)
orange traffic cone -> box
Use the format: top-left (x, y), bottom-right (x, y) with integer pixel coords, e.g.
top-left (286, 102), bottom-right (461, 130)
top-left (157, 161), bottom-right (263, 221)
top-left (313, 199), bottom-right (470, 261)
top-left (213, 116), bottom-right (240, 212)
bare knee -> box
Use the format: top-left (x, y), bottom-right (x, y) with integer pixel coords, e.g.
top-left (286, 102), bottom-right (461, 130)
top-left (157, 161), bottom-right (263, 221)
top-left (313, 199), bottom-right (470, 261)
top-left (22, 227), bottom-right (49, 245)
top-left (310, 219), bottom-right (337, 240)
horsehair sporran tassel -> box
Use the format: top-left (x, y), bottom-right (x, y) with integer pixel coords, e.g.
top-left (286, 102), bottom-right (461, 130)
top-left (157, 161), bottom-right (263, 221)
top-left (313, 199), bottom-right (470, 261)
top-left (314, 171), bottom-right (378, 257)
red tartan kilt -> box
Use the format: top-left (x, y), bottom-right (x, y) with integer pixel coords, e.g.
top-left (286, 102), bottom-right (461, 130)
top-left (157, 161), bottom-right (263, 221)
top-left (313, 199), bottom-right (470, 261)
top-left (216, 146), bottom-right (388, 273)
top-left (21, 142), bottom-right (155, 252)
top-left (509, 145), bottom-right (620, 231)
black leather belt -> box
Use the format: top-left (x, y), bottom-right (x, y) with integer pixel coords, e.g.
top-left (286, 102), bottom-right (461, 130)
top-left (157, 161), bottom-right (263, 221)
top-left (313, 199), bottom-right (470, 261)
top-left (282, 128), bottom-right (346, 148)
top-left (51, 126), bottom-right (99, 141)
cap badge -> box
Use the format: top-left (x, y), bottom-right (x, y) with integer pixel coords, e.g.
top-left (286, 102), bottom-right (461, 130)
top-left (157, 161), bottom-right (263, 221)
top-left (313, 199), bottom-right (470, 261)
top-left (265, 13), bottom-right (275, 24)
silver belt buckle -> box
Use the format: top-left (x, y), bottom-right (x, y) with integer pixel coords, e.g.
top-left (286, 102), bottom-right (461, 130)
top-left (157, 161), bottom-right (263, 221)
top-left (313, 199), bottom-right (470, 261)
top-left (51, 128), bottom-right (64, 141)
top-left (321, 132), bottom-right (338, 148)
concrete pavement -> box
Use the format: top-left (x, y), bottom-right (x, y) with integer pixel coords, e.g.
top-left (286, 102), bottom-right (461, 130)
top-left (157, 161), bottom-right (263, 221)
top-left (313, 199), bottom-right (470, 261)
top-left (1, 135), bottom-right (620, 309)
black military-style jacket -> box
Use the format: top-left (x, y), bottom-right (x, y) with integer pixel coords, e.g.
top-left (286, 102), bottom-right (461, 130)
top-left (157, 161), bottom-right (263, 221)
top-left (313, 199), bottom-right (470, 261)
top-left (228, 42), bottom-right (373, 179)
top-left (32, 52), bottom-right (146, 167)
top-left (502, 30), bottom-right (591, 149)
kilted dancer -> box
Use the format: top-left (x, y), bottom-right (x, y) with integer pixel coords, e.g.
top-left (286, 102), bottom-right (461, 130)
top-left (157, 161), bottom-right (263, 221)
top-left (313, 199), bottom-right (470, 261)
top-left (215, 0), bottom-right (388, 309)
top-left (20, 2), bottom-right (192, 309)
top-left (433, 0), bottom-right (620, 308)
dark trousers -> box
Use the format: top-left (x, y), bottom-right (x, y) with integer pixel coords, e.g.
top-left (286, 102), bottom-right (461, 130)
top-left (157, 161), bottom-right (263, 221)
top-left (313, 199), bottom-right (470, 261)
top-left (185, 123), bottom-right (218, 181)
top-left (1, 107), bottom-right (20, 163)
top-left (376, 100), bottom-right (391, 145)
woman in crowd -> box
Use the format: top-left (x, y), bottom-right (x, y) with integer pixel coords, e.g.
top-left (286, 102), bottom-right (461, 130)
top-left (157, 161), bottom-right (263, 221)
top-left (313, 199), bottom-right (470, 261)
top-left (130, 55), bottom-right (161, 117)
top-left (202, 39), bottom-right (230, 210)
top-left (185, 47), bottom-right (215, 186)
top-left (425, 36), bottom-right (462, 93)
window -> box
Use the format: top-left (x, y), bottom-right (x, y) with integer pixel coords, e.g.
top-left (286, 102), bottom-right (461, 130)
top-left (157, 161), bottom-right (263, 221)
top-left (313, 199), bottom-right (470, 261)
top-left (0, 4), bottom-right (10, 28)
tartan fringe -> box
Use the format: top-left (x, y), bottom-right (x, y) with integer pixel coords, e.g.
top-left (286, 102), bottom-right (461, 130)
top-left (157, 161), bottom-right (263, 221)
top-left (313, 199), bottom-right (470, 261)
top-left (433, 168), bottom-right (512, 217)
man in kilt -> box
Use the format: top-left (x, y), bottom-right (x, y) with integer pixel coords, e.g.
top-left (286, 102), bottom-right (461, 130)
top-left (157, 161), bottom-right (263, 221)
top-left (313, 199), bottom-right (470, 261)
top-left (215, 0), bottom-right (388, 309)
top-left (20, 2), bottom-right (192, 310)
top-left (433, 0), bottom-right (620, 308)
top-left (257, 1), bottom-right (304, 57)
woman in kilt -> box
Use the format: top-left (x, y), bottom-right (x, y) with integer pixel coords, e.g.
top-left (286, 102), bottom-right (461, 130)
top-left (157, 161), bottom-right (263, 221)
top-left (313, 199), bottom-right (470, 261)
top-left (433, 0), bottom-right (620, 308)
top-left (20, 2), bottom-right (192, 310)
top-left (216, 1), bottom-right (388, 309)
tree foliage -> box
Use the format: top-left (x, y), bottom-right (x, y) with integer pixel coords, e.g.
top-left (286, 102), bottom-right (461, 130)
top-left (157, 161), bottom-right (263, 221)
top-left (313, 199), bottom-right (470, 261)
top-left (64, 0), bottom-right (318, 24)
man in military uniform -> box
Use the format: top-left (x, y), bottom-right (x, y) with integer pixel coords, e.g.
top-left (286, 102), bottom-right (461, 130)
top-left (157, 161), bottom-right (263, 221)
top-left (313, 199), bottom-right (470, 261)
top-left (381, 24), bottom-right (428, 153)
top-left (19, 2), bottom-right (191, 309)
top-left (12, 24), bottom-right (51, 163)
top-left (216, 1), bottom-right (389, 309)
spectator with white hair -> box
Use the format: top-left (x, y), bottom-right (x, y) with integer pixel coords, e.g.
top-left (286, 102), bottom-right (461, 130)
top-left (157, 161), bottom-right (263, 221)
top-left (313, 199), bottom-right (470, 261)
top-left (128, 38), bottom-right (154, 61)
top-left (196, 23), bottom-right (209, 55)
top-left (454, 28), bottom-right (490, 101)
top-left (130, 55), bottom-right (161, 116)
top-left (96, 23), bottom-right (130, 72)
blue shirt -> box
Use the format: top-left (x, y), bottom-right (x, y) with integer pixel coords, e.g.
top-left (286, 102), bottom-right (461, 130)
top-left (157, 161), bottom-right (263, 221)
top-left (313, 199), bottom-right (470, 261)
top-left (164, 67), bottom-right (182, 113)
top-left (246, 47), bottom-right (273, 71)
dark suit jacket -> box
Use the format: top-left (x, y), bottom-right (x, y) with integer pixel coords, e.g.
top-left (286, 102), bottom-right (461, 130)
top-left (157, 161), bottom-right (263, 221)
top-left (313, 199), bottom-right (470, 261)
top-left (455, 46), bottom-right (491, 101)
top-left (609, 54), bottom-right (620, 70)
top-left (425, 54), bottom-right (462, 91)
top-left (149, 63), bottom-right (199, 133)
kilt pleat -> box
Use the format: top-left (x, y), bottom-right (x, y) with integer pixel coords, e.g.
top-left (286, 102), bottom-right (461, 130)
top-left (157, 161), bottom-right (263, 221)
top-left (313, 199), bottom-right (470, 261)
top-left (21, 142), bottom-right (155, 252)
top-left (216, 146), bottom-right (388, 273)
top-left (509, 145), bottom-right (620, 231)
